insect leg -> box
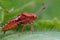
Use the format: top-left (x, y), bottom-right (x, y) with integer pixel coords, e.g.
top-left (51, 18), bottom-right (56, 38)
top-left (29, 22), bottom-right (34, 33)
top-left (21, 24), bottom-right (26, 33)
top-left (30, 24), bottom-right (34, 33)
top-left (3, 31), bottom-right (6, 34)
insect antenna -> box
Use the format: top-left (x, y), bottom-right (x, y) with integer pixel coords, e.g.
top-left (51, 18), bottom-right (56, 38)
top-left (35, 3), bottom-right (46, 16)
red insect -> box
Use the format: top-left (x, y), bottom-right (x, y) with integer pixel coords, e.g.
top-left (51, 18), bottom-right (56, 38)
top-left (2, 3), bottom-right (45, 34)
top-left (2, 12), bottom-right (37, 34)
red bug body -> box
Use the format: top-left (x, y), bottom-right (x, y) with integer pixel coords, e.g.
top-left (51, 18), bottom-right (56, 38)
top-left (2, 19), bottom-right (18, 31)
top-left (2, 12), bottom-right (37, 34)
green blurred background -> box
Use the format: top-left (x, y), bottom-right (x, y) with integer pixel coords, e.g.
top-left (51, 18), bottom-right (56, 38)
top-left (0, 0), bottom-right (60, 40)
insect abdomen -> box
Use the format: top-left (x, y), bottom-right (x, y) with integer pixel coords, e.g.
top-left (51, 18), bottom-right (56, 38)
top-left (2, 19), bottom-right (18, 31)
